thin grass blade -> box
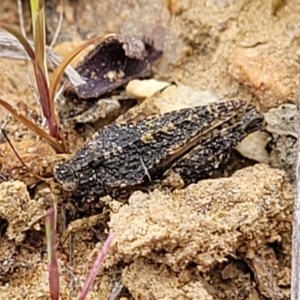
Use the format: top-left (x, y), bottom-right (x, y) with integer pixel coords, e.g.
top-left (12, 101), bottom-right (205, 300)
top-left (29, 0), bottom-right (39, 36)
top-left (32, 0), bottom-right (47, 76)
top-left (30, 0), bottom-right (57, 139)
top-left (32, 60), bottom-right (63, 144)
top-left (78, 231), bottom-right (115, 300)
top-left (45, 208), bottom-right (60, 300)
top-left (1, 24), bottom-right (67, 151)
top-left (0, 98), bottom-right (65, 153)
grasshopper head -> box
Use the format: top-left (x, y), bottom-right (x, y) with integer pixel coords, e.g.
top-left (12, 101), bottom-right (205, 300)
top-left (53, 162), bottom-right (78, 193)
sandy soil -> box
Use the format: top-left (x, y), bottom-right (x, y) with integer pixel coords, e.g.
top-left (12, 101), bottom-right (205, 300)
top-left (0, 0), bottom-right (298, 299)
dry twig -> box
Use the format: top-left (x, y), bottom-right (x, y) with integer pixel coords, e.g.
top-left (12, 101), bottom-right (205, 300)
top-left (291, 82), bottom-right (300, 300)
top-left (16, 0), bottom-right (26, 37)
top-left (0, 32), bottom-right (85, 87)
top-left (49, 0), bottom-right (63, 49)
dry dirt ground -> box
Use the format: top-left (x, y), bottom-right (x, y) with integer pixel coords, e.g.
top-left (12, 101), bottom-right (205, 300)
top-left (0, 0), bottom-right (299, 299)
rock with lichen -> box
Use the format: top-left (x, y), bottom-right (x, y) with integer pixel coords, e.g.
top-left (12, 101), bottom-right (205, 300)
top-left (264, 103), bottom-right (298, 182)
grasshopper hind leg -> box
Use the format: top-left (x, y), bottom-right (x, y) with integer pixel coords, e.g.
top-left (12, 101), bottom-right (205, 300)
top-left (163, 106), bottom-right (264, 188)
top-left (59, 212), bottom-right (109, 246)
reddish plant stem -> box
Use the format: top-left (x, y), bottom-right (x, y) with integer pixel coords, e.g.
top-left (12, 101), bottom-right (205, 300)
top-left (78, 231), bottom-right (116, 300)
top-left (45, 208), bottom-right (60, 300)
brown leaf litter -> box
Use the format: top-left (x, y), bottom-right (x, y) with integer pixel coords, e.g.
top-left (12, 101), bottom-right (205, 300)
top-left (63, 35), bottom-right (163, 100)
top-left (57, 36), bottom-right (163, 129)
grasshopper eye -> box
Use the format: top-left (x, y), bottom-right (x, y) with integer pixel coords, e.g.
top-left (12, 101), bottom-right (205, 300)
top-left (62, 181), bottom-right (77, 192)
top-left (53, 163), bottom-right (78, 193)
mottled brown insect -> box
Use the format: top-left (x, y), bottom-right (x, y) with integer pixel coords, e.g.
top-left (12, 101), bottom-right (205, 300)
top-left (54, 99), bottom-right (264, 210)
